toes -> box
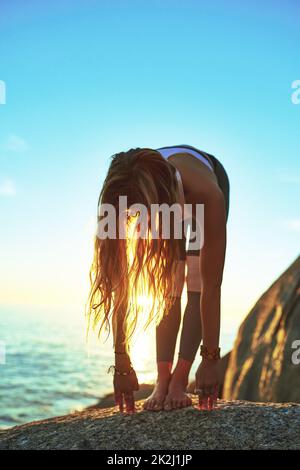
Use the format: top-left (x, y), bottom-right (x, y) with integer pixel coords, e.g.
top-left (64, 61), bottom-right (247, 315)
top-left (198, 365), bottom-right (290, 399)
top-left (164, 395), bottom-right (192, 410)
top-left (143, 399), bottom-right (152, 410)
top-left (144, 398), bottom-right (164, 411)
top-left (153, 398), bottom-right (165, 411)
top-left (170, 399), bottom-right (177, 410)
top-left (164, 398), bottom-right (172, 411)
top-left (173, 395), bottom-right (192, 409)
top-left (143, 398), bottom-right (149, 410)
top-left (153, 402), bottom-right (163, 411)
top-left (147, 399), bottom-right (154, 410)
top-left (163, 392), bottom-right (193, 410)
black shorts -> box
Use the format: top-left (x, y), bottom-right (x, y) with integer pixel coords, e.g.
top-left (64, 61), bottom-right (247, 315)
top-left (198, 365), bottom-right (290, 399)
top-left (198, 149), bottom-right (230, 222)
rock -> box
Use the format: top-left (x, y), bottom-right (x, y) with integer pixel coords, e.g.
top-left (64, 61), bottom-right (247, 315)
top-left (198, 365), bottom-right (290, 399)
top-left (223, 255), bottom-right (300, 403)
top-left (0, 398), bottom-right (299, 450)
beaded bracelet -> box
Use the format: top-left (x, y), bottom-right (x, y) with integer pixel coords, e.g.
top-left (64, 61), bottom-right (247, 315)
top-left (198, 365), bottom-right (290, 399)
top-left (200, 345), bottom-right (221, 361)
top-left (107, 364), bottom-right (134, 376)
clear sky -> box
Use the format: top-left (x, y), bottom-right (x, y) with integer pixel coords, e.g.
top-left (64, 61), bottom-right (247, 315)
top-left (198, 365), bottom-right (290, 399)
top-left (0, 0), bottom-right (299, 340)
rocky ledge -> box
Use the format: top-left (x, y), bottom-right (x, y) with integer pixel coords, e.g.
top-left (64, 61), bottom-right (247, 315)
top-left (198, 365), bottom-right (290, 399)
top-left (0, 398), bottom-right (299, 450)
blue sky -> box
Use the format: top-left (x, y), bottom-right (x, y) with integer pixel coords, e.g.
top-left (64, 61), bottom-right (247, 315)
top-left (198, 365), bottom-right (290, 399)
top-left (0, 0), bottom-right (299, 339)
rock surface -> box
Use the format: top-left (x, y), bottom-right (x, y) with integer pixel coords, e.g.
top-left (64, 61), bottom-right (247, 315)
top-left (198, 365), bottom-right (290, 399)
top-left (0, 398), bottom-right (299, 450)
top-left (223, 255), bottom-right (300, 403)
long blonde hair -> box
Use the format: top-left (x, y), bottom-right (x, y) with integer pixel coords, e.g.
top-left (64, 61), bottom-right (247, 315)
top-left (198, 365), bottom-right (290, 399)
top-left (86, 147), bottom-right (182, 349)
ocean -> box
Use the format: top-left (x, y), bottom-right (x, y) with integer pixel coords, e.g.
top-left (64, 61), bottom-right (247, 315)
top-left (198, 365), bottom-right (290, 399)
top-left (0, 304), bottom-right (236, 429)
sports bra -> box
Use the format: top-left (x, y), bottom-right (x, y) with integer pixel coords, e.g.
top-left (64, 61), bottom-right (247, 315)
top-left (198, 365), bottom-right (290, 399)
top-left (156, 144), bottom-right (214, 172)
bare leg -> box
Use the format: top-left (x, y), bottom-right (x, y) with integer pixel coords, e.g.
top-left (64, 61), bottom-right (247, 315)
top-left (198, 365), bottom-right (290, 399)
top-left (142, 361), bottom-right (173, 411)
top-left (144, 260), bottom-right (185, 411)
top-left (164, 255), bottom-right (201, 410)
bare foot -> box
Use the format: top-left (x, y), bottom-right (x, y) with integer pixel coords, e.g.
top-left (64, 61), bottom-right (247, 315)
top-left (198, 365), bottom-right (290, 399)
top-left (143, 375), bottom-right (171, 411)
top-left (164, 377), bottom-right (192, 410)
top-left (164, 359), bottom-right (192, 410)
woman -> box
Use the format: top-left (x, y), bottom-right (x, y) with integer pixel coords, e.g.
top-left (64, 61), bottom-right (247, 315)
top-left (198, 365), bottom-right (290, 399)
top-left (87, 144), bottom-right (230, 413)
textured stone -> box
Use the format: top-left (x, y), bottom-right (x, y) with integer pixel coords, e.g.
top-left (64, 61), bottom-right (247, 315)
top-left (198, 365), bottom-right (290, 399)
top-left (0, 398), bottom-right (299, 450)
top-left (223, 255), bottom-right (300, 403)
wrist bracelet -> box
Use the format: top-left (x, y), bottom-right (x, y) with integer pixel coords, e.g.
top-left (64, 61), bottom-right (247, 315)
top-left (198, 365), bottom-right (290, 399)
top-left (200, 345), bottom-right (221, 361)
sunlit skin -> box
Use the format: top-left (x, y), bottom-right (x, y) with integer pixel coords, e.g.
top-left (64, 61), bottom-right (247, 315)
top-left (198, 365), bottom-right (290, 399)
top-left (114, 152), bottom-right (226, 412)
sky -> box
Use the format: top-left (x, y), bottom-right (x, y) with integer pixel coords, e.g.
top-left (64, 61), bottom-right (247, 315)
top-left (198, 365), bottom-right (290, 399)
top-left (0, 0), bottom-right (299, 341)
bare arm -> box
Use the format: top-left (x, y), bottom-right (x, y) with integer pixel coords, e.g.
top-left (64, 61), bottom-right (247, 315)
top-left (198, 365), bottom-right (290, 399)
top-left (111, 309), bottom-right (139, 412)
top-left (112, 307), bottom-right (131, 367)
top-left (194, 187), bottom-right (226, 409)
top-left (199, 188), bottom-right (227, 349)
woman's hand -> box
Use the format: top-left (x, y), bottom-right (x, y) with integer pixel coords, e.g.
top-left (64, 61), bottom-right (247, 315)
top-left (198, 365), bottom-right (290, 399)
top-left (195, 358), bottom-right (220, 410)
top-left (112, 353), bottom-right (139, 413)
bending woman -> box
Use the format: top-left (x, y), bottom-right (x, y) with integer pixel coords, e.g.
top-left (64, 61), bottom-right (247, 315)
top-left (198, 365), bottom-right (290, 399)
top-left (87, 144), bottom-right (230, 413)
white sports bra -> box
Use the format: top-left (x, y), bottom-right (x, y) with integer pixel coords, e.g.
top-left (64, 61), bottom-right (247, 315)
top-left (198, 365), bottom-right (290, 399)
top-left (156, 145), bottom-right (214, 172)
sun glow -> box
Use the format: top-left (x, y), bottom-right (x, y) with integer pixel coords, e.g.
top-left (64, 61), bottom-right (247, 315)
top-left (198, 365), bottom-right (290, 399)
top-left (124, 215), bottom-right (164, 380)
top-left (124, 214), bottom-right (168, 333)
